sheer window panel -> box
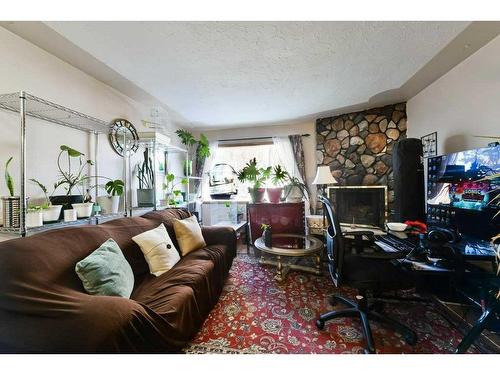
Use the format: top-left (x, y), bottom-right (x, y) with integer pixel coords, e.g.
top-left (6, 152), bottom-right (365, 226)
top-left (203, 143), bottom-right (284, 200)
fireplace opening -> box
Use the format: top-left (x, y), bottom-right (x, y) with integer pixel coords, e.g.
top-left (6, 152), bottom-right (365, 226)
top-left (327, 186), bottom-right (387, 228)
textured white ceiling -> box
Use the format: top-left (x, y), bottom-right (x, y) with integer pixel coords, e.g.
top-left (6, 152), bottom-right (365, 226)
top-left (45, 21), bottom-right (468, 128)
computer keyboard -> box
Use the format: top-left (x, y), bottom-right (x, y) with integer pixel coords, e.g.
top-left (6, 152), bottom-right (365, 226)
top-left (374, 234), bottom-right (415, 254)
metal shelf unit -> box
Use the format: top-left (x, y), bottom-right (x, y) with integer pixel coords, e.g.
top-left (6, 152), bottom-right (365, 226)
top-left (134, 132), bottom-right (201, 216)
top-left (0, 91), bottom-right (113, 237)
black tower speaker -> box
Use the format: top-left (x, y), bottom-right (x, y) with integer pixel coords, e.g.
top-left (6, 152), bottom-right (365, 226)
top-left (392, 138), bottom-right (425, 222)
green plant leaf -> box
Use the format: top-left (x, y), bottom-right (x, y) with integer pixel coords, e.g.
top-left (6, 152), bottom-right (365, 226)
top-left (60, 145), bottom-right (84, 157)
top-left (5, 156), bottom-right (14, 196)
top-left (175, 129), bottom-right (196, 147)
top-left (271, 165), bottom-right (289, 185)
top-left (105, 179), bottom-right (124, 196)
top-left (197, 133), bottom-right (211, 158)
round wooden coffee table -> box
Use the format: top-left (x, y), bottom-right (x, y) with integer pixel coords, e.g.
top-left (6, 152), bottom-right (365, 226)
top-left (254, 234), bottom-right (323, 282)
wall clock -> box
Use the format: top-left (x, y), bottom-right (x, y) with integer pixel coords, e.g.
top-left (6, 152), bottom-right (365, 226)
top-left (108, 118), bottom-right (139, 157)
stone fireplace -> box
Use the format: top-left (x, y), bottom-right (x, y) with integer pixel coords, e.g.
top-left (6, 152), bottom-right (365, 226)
top-left (315, 102), bottom-right (407, 219)
top-left (328, 186), bottom-right (387, 228)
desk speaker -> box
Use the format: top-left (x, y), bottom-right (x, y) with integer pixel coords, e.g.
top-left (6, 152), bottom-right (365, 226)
top-left (392, 138), bottom-right (425, 222)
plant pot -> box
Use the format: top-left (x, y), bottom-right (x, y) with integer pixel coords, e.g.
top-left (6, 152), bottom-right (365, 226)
top-left (263, 228), bottom-right (272, 247)
top-left (266, 187), bottom-right (283, 203)
top-left (71, 203), bottom-right (94, 218)
top-left (1, 196), bottom-right (20, 228)
top-left (183, 160), bottom-right (193, 176)
top-left (284, 185), bottom-right (304, 203)
top-left (63, 209), bottom-right (77, 222)
top-left (97, 195), bottom-right (120, 214)
top-left (26, 210), bottom-right (43, 228)
top-left (50, 195), bottom-right (84, 219)
top-left (42, 205), bottom-right (63, 223)
top-left (248, 187), bottom-right (266, 203)
top-left (137, 189), bottom-right (155, 207)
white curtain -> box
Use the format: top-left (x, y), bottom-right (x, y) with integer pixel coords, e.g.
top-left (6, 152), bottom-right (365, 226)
top-left (272, 136), bottom-right (310, 215)
top-left (199, 140), bottom-right (219, 199)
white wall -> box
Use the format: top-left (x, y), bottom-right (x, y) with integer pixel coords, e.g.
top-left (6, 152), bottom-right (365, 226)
top-left (407, 35), bottom-right (500, 154)
top-left (0, 27), bottom-right (183, 226)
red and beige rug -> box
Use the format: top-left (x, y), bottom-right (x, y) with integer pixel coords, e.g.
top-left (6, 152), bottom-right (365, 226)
top-left (184, 255), bottom-right (468, 354)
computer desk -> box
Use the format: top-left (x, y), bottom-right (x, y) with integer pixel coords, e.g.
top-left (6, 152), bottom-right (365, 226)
top-left (380, 231), bottom-right (498, 353)
top-left (342, 225), bottom-right (499, 353)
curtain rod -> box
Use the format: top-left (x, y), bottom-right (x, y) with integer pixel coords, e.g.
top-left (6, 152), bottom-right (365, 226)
top-left (218, 134), bottom-right (310, 142)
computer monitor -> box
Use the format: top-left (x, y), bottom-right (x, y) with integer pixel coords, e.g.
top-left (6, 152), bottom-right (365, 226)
top-left (426, 145), bottom-right (500, 240)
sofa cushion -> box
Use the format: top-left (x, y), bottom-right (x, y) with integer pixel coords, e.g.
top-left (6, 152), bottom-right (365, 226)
top-left (132, 223), bottom-right (180, 276)
top-left (75, 238), bottom-right (134, 298)
top-left (173, 215), bottom-right (207, 256)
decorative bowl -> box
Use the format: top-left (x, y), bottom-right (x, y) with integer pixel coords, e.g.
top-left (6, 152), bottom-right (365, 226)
top-left (386, 222), bottom-right (408, 232)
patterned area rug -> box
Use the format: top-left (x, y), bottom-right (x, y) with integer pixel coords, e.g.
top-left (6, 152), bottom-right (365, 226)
top-left (184, 255), bottom-right (468, 354)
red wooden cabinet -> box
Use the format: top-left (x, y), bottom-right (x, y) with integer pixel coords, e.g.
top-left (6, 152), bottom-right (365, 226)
top-left (247, 202), bottom-right (305, 245)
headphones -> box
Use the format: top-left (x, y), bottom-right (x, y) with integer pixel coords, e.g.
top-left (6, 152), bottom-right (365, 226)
top-left (427, 227), bottom-right (461, 244)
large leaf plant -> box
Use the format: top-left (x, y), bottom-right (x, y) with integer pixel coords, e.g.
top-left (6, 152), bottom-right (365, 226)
top-left (237, 158), bottom-right (271, 190)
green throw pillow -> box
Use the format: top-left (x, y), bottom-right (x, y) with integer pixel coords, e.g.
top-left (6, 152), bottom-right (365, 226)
top-left (75, 238), bottom-right (134, 298)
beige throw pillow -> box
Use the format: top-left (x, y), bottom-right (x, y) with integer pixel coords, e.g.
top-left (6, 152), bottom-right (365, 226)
top-left (173, 215), bottom-right (206, 256)
top-left (132, 223), bottom-right (180, 276)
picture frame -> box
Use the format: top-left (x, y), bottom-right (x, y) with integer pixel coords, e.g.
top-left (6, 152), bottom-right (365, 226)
top-left (421, 132), bottom-right (437, 158)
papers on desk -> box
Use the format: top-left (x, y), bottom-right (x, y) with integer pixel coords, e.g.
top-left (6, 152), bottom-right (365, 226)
top-left (374, 240), bottom-right (399, 253)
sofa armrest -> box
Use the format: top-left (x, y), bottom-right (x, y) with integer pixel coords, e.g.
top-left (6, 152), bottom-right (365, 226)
top-left (201, 226), bottom-right (237, 249)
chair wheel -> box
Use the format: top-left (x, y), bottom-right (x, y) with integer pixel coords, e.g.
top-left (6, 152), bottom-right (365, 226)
top-left (364, 348), bottom-right (375, 354)
top-left (316, 319), bottom-right (325, 330)
top-left (404, 333), bottom-right (417, 346)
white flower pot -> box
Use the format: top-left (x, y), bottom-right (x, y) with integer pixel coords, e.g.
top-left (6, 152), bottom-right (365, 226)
top-left (26, 210), bottom-right (43, 228)
top-left (42, 205), bottom-right (63, 223)
top-left (97, 196), bottom-right (120, 214)
top-left (71, 203), bottom-right (94, 218)
top-left (64, 209), bottom-right (77, 222)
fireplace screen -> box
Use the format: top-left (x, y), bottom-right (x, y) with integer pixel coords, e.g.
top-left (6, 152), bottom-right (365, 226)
top-left (327, 186), bottom-right (387, 228)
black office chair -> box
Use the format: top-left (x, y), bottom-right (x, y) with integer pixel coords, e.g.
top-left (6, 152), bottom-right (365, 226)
top-left (316, 195), bottom-right (417, 353)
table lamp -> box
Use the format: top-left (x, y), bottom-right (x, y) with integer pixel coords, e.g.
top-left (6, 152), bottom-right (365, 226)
top-left (312, 165), bottom-right (338, 227)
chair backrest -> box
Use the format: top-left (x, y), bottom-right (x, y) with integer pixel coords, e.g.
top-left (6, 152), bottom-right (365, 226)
top-left (318, 195), bottom-right (346, 287)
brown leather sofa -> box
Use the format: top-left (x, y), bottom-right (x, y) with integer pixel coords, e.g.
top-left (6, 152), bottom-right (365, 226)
top-left (0, 209), bottom-right (236, 353)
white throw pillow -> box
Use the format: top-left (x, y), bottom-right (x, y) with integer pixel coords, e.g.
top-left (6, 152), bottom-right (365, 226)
top-left (132, 223), bottom-right (180, 276)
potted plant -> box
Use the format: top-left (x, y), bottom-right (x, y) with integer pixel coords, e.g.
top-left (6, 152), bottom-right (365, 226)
top-left (29, 179), bottom-right (63, 223)
top-left (268, 165), bottom-right (289, 203)
top-left (261, 223), bottom-right (272, 247)
top-left (284, 175), bottom-right (309, 203)
top-left (1, 157), bottom-right (21, 228)
top-left (26, 206), bottom-right (43, 228)
top-left (162, 173), bottom-right (188, 207)
top-left (49, 145), bottom-right (94, 217)
top-left (175, 129), bottom-right (211, 176)
top-left (136, 148), bottom-right (155, 207)
top-left (96, 179), bottom-right (124, 214)
top-left (237, 158), bottom-right (271, 203)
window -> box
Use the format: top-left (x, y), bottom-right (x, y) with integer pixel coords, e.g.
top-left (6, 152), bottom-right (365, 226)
top-left (204, 142), bottom-right (283, 200)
